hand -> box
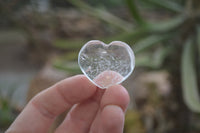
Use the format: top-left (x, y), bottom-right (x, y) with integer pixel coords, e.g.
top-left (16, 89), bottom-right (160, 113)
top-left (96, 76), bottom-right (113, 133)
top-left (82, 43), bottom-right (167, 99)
top-left (6, 75), bottom-right (130, 133)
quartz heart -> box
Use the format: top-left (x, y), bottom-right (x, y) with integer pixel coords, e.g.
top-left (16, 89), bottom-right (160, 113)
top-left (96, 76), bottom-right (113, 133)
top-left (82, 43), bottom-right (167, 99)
top-left (78, 40), bottom-right (135, 89)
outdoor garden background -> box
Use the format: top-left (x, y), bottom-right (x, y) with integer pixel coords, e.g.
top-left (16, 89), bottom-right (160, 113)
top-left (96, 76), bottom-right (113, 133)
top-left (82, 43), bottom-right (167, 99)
top-left (0, 0), bottom-right (200, 133)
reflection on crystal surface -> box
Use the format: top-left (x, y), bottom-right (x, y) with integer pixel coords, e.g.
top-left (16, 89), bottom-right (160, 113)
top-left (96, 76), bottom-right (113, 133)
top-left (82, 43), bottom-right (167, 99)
top-left (78, 40), bottom-right (135, 89)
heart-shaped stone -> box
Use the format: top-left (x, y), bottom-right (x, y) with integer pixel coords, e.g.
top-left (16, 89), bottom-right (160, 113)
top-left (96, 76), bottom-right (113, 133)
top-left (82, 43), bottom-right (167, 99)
top-left (78, 40), bottom-right (135, 89)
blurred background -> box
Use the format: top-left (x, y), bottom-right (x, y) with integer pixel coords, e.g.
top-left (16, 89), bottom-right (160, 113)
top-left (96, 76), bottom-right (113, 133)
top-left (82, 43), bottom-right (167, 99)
top-left (0, 0), bottom-right (200, 132)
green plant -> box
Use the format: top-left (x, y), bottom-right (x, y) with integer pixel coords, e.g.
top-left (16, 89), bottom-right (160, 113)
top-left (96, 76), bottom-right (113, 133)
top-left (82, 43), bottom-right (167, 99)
top-left (0, 87), bottom-right (18, 130)
top-left (52, 0), bottom-right (200, 114)
top-left (124, 0), bottom-right (200, 114)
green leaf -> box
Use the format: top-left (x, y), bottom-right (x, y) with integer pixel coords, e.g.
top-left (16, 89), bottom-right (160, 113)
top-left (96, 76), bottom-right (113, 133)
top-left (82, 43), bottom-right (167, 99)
top-left (68, 0), bottom-right (133, 32)
top-left (197, 26), bottom-right (200, 63)
top-left (125, 0), bottom-right (147, 25)
top-left (53, 61), bottom-right (81, 75)
top-left (114, 15), bottom-right (185, 43)
top-left (142, 0), bottom-right (183, 13)
top-left (136, 46), bottom-right (170, 68)
top-left (0, 109), bottom-right (14, 128)
top-left (103, 27), bottom-right (149, 44)
top-left (148, 15), bottom-right (185, 32)
top-left (133, 34), bottom-right (171, 54)
top-left (53, 27), bottom-right (149, 50)
top-left (181, 38), bottom-right (200, 113)
top-left (135, 53), bottom-right (160, 68)
top-left (53, 53), bottom-right (81, 74)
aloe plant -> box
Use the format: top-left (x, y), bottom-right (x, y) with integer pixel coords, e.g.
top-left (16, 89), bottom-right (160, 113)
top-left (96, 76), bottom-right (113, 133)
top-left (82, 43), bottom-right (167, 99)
top-left (53, 0), bottom-right (200, 114)
top-left (182, 38), bottom-right (200, 112)
top-left (124, 0), bottom-right (200, 114)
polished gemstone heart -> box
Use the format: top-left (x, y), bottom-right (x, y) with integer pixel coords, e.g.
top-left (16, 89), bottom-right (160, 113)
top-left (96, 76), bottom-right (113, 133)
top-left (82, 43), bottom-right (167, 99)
top-left (78, 40), bottom-right (135, 89)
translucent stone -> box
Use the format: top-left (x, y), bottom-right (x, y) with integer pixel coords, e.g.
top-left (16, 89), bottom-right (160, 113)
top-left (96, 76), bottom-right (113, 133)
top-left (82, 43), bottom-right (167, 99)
top-left (78, 40), bottom-right (135, 89)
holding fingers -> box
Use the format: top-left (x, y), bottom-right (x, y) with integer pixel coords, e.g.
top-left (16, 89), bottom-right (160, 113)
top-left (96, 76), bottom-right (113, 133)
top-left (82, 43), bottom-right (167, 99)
top-left (6, 75), bottom-right (129, 133)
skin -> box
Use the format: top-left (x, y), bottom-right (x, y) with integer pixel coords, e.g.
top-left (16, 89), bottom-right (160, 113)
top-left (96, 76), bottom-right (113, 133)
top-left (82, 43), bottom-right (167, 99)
top-left (6, 75), bottom-right (130, 133)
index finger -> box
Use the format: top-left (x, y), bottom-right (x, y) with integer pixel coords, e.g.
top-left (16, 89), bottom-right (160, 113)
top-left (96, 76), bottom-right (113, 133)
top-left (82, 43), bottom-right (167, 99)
top-left (6, 75), bottom-right (97, 133)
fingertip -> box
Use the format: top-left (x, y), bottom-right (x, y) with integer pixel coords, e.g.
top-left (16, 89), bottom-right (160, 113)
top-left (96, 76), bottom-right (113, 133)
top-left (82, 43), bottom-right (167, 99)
top-left (101, 85), bottom-right (130, 112)
top-left (101, 105), bottom-right (124, 133)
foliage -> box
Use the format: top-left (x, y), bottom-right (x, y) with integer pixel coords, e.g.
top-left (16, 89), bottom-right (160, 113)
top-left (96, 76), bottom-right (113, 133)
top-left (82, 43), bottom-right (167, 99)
top-left (52, 0), bottom-right (200, 114)
top-left (0, 0), bottom-right (200, 132)
top-left (181, 38), bottom-right (200, 112)
top-left (124, 110), bottom-right (146, 133)
top-left (0, 88), bottom-right (18, 130)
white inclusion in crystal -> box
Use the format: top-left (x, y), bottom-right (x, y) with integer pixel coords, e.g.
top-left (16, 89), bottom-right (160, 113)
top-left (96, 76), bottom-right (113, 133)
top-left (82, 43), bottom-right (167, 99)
top-left (85, 66), bottom-right (91, 73)
top-left (78, 40), bottom-right (135, 89)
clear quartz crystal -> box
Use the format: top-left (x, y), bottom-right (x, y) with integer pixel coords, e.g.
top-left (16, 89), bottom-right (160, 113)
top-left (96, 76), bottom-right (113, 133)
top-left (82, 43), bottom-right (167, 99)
top-left (78, 40), bottom-right (135, 89)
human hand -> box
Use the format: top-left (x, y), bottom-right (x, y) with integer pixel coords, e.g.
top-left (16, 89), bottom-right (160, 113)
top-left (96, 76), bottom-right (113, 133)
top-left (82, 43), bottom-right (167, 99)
top-left (6, 75), bottom-right (130, 133)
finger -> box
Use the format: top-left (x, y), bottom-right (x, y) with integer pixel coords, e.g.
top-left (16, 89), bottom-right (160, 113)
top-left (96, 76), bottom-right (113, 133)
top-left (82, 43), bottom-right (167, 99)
top-left (100, 85), bottom-right (130, 112)
top-left (6, 75), bottom-right (97, 133)
top-left (55, 88), bottom-right (105, 133)
top-left (89, 85), bottom-right (130, 133)
top-left (101, 105), bottom-right (125, 133)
